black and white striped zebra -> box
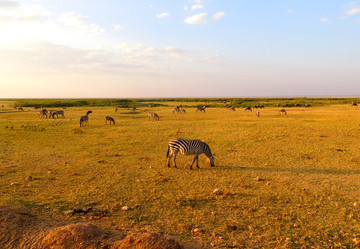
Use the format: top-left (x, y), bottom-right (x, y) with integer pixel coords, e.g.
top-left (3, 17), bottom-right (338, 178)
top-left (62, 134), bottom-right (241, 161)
top-left (105, 116), bottom-right (115, 125)
top-left (196, 106), bottom-right (206, 113)
top-left (166, 138), bottom-right (215, 169)
top-left (79, 115), bottom-right (89, 127)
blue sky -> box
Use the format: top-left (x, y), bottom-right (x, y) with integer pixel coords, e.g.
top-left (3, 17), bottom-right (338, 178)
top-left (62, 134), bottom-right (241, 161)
top-left (0, 0), bottom-right (359, 98)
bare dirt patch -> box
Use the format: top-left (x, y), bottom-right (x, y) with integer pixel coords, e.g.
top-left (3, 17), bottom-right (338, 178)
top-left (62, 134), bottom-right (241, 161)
top-left (0, 205), bottom-right (195, 249)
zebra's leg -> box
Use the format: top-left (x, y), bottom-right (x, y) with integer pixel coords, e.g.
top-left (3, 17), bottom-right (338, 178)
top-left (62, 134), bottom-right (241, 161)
top-left (167, 153), bottom-right (172, 167)
top-left (196, 154), bottom-right (200, 169)
top-left (173, 151), bottom-right (178, 168)
top-left (190, 154), bottom-right (198, 170)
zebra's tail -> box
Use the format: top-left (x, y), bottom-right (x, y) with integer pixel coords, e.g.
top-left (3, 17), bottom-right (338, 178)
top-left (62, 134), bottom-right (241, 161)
top-left (166, 145), bottom-right (169, 158)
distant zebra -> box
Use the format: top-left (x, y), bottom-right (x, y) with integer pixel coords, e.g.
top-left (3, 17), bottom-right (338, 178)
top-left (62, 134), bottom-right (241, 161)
top-left (18, 107), bottom-right (24, 111)
top-left (52, 110), bottom-right (65, 119)
top-left (256, 111), bottom-right (260, 118)
top-left (147, 112), bottom-right (159, 121)
top-left (280, 109), bottom-right (287, 115)
top-left (352, 102), bottom-right (358, 107)
top-left (196, 106), bottom-right (206, 113)
top-left (172, 107), bottom-right (181, 114)
top-left (245, 107), bottom-right (252, 112)
top-left (115, 108), bottom-right (118, 112)
top-left (38, 110), bottom-right (47, 119)
top-left (167, 138), bottom-right (215, 169)
top-left (229, 107), bottom-right (235, 111)
top-left (79, 115), bottom-right (89, 127)
top-left (105, 116), bottom-right (115, 125)
top-left (180, 108), bottom-right (186, 114)
top-left (86, 110), bottom-right (93, 115)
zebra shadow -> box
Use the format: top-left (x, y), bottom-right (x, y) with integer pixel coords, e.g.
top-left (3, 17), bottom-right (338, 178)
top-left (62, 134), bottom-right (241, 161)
top-left (212, 165), bottom-right (360, 176)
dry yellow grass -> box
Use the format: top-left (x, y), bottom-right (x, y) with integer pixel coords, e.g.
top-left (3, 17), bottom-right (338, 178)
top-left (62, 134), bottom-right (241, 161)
top-left (1, 100), bottom-right (360, 248)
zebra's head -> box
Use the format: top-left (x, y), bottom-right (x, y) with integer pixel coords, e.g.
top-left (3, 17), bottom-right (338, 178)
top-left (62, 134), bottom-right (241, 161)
top-left (208, 155), bottom-right (215, 167)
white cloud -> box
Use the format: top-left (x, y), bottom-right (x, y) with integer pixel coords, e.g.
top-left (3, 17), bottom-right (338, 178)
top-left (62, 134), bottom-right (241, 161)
top-left (191, 4), bottom-right (203, 10)
top-left (113, 24), bottom-right (125, 32)
top-left (184, 13), bottom-right (207, 24)
top-left (321, 17), bottom-right (329, 22)
top-left (212, 11), bottom-right (226, 20)
top-left (0, 0), bottom-right (19, 9)
top-left (116, 43), bottom-right (187, 64)
top-left (59, 12), bottom-right (105, 36)
top-left (347, 8), bottom-right (360, 15)
top-left (287, 9), bottom-right (293, 14)
top-left (0, 3), bottom-right (54, 23)
top-left (156, 12), bottom-right (169, 18)
top-left (184, 5), bottom-right (188, 11)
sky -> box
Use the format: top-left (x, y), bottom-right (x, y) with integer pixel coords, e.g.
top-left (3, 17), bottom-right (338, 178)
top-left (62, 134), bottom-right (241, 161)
top-left (0, 0), bottom-right (359, 98)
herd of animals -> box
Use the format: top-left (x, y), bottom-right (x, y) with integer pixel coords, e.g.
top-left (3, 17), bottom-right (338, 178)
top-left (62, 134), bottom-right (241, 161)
top-left (4, 101), bottom-right (359, 169)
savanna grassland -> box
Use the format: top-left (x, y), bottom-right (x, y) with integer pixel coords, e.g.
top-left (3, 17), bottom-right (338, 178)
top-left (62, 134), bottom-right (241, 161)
top-left (1, 99), bottom-right (360, 248)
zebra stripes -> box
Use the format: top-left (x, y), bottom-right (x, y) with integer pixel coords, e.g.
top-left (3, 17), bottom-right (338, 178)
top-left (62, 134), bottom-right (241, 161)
top-left (167, 138), bottom-right (214, 169)
top-left (79, 115), bottom-right (89, 127)
top-left (105, 116), bottom-right (115, 125)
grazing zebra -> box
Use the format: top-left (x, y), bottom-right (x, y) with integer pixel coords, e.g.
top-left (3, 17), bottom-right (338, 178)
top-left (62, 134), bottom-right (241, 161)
top-left (52, 110), bottom-right (65, 119)
top-left (352, 102), bottom-right (358, 107)
top-left (115, 108), bottom-right (118, 112)
top-left (245, 107), bottom-right (252, 112)
top-left (180, 108), bottom-right (186, 114)
top-left (105, 116), bottom-right (115, 125)
top-left (280, 109), bottom-right (287, 115)
top-left (79, 115), bottom-right (89, 127)
top-left (229, 107), bottom-right (235, 111)
top-left (167, 138), bottom-right (215, 169)
top-left (196, 106), bottom-right (206, 113)
top-left (256, 111), bottom-right (260, 118)
top-left (18, 107), bottom-right (24, 111)
top-left (38, 110), bottom-right (47, 119)
top-left (86, 110), bottom-right (93, 115)
top-left (147, 112), bottom-right (159, 121)
top-left (172, 107), bottom-right (181, 114)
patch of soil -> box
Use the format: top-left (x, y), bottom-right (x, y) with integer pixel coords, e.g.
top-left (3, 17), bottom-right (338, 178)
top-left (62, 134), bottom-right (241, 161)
top-left (0, 205), bottom-right (198, 249)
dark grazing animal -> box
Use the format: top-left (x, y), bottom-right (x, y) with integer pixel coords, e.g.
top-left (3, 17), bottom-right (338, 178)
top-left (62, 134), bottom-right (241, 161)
top-left (167, 138), bottom-right (215, 169)
top-left (196, 106), bottom-right (206, 113)
top-left (38, 110), bottom-right (48, 119)
top-left (280, 109), bottom-right (287, 115)
top-left (245, 107), bottom-right (252, 112)
top-left (79, 115), bottom-right (89, 127)
top-left (18, 107), bottom-right (24, 111)
top-left (105, 116), bottom-right (115, 125)
top-left (52, 110), bottom-right (65, 119)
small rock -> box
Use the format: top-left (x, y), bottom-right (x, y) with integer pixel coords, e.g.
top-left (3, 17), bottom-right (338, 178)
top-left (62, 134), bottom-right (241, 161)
top-left (10, 182), bottom-right (16, 186)
top-left (354, 202), bottom-right (358, 207)
top-left (191, 228), bottom-right (202, 235)
top-left (26, 176), bottom-right (33, 181)
top-left (64, 210), bottom-right (74, 215)
top-left (122, 206), bottom-right (130, 211)
top-left (47, 170), bottom-right (53, 174)
top-left (213, 188), bottom-right (223, 195)
top-left (353, 238), bottom-right (360, 245)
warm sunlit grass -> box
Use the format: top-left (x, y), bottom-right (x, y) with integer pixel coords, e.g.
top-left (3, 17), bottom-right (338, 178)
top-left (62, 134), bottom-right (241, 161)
top-left (1, 101), bottom-right (360, 247)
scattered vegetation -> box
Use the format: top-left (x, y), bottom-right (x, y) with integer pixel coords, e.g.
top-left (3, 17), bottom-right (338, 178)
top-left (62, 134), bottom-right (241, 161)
top-left (1, 99), bottom-right (360, 248)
